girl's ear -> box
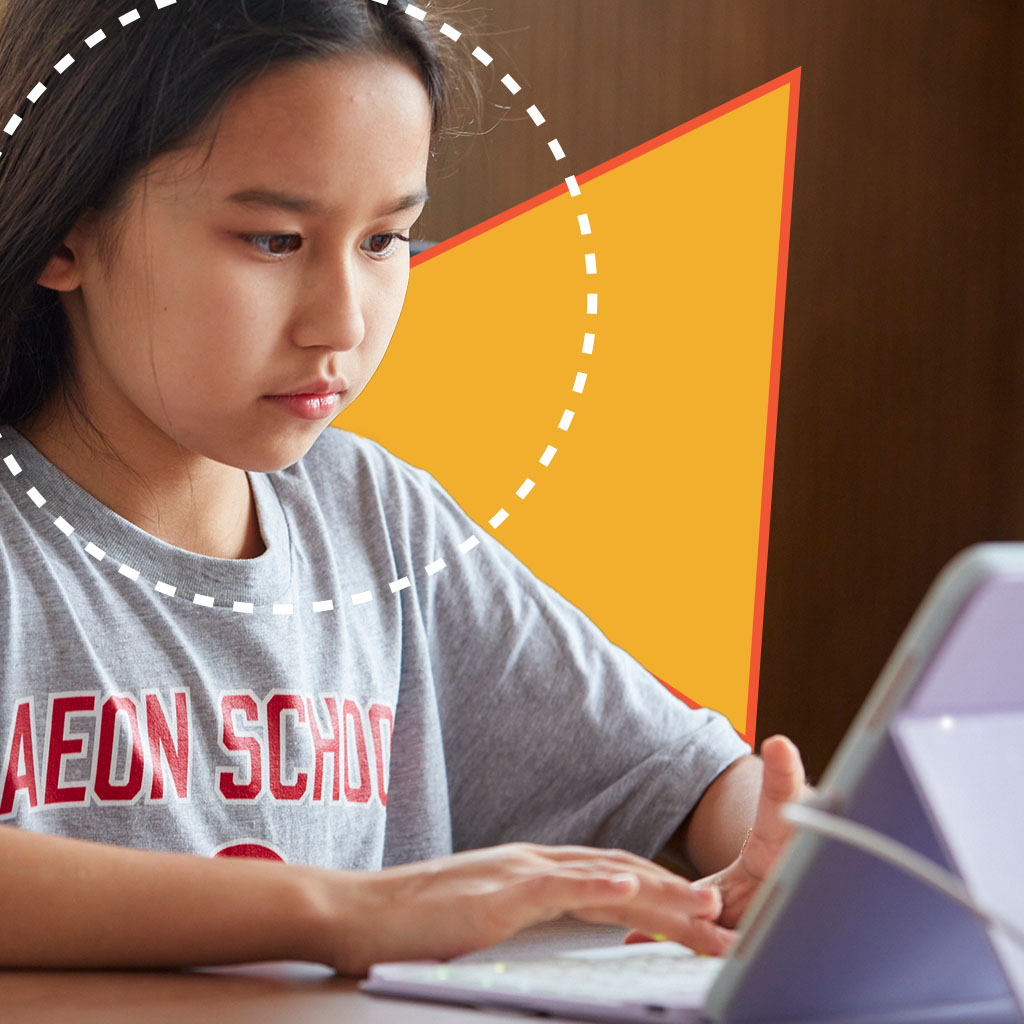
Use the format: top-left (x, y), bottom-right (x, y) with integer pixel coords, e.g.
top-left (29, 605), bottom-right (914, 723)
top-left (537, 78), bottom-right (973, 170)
top-left (36, 242), bottom-right (80, 292)
top-left (37, 209), bottom-right (101, 292)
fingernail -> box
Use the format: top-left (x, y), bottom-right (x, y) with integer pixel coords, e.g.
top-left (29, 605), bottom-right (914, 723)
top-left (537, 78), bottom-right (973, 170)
top-left (608, 872), bottom-right (639, 887)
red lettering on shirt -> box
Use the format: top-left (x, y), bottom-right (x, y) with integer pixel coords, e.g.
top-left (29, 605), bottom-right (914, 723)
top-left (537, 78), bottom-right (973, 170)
top-left (368, 703), bottom-right (394, 808)
top-left (144, 690), bottom-right (190, 801)
top-left (342, 698), bottom-right (371, 804)
top-left (306, 696), bottom-right (341, 804)
top-left (0, 700), bottom-right (39, 816)
top-left (217, 694), bottom-right (263, 801)
top-left (213, 840), bottom-right (286, 862)
top-left (44, 694), bottom-right (95, 805)
top-left (267, 693), bottom-right (307, 801)
top-left (93, 695), bottom-right (145, 803)
top-left (2, 688), bottom-right (393, 812)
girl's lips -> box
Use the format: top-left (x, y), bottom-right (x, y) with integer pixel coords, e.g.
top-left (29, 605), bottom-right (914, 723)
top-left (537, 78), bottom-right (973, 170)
top-left (264, 392), bottom-right (342, 420)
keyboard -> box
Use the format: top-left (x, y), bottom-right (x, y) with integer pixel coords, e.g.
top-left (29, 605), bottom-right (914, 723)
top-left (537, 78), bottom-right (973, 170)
top-left (362, 941), bottom-right (724, 1022)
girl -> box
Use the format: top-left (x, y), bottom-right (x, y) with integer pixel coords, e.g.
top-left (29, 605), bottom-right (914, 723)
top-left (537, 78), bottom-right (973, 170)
top-left (0, 0), bottom-right (805, 974)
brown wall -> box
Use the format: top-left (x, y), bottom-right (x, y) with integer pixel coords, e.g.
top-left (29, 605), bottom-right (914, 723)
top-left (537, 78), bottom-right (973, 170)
top-left (417, 1), bottom-right (1024, 779)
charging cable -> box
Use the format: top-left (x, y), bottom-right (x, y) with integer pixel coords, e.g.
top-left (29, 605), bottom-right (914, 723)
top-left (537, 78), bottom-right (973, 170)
top-left (781, 801), bottom-right (1024, 952)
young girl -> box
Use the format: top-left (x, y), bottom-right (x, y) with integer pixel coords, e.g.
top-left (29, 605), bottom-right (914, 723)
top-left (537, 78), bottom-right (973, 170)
top-left (0, 0), bottom-right (805, 974)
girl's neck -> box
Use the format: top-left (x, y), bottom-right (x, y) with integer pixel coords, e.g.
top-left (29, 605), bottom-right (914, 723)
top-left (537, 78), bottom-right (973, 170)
top-left (15, 401), bottom-right (266, 561)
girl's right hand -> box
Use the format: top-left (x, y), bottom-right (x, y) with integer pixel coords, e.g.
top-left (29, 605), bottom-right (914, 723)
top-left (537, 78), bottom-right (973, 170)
top-left (314, 841), bottom-right (735, 975)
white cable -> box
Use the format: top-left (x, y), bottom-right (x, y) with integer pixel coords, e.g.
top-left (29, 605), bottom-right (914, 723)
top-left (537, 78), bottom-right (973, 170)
top-left (781, 802), bottom-right (1024, 952)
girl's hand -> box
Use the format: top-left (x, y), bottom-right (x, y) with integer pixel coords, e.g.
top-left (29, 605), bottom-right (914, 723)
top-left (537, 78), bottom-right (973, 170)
top-left (624, 734), bottom-right (807, 947)
top-left (314, 841), bottom-right (737, 975)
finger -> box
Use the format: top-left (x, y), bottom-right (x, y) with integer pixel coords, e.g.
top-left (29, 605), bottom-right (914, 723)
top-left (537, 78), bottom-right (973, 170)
top-left (691, 876), bottom-right (725, 920)
top-left (486, 872), bottom-right (734, 958)
top-left (499, 868), bottom-right (723, 940)
top-left (506, 869), bottom-right (643, 921)
top-left (750, 735), bottom-right (806, 849)
top-left (518, 844), bottom-right (665, 871)
top-left (571, 902), bottom-right (736, 958)
top-left (509, 844), bottom-right (718, 912)
top-left (547, 859), bottom-right (721, 917)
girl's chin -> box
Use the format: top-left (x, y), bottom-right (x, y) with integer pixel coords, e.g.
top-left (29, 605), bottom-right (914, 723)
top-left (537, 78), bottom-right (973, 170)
top-left (199, 431), bottom-right (325, 475)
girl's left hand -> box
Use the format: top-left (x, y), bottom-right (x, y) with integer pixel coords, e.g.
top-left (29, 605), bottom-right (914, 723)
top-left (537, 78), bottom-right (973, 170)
top-left (624, 734), bottom-right (807, 944)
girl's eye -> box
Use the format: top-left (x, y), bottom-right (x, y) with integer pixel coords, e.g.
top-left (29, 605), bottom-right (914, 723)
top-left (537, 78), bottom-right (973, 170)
top-left (361, 232), bottom-right (411, 260)
top-left (240, 233), bottom-right (303, 259)
top-left (238, 232), bottom-right (411, 262)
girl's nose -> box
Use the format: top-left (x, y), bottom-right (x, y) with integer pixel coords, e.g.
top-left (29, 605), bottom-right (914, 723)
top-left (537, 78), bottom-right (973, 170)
top-left (295, 257), bottom-right (366, 353)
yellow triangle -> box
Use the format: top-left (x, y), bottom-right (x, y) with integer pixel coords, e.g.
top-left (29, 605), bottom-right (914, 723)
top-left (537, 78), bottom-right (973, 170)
top-left (337, 71), bottom-right (799, 742)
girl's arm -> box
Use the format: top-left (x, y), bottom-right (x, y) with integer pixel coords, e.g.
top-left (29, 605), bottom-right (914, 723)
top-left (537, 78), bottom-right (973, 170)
top-left (0, 825), bottom-right (737, 973)
top-left (0, 825), bottom-right (325, 968)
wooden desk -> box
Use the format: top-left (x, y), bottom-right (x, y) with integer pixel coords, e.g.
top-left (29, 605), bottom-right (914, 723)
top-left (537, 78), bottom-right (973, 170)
top-left (0, 921), bottom-right (628, 1024)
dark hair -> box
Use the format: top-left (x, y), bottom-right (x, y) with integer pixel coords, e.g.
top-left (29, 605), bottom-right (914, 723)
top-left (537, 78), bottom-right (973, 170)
top-left (0, 0), bottom-right (476, 431)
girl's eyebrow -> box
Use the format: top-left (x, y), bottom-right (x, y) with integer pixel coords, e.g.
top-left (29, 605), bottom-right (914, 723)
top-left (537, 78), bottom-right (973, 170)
top-left (224, 187), bottom-right (429, 216)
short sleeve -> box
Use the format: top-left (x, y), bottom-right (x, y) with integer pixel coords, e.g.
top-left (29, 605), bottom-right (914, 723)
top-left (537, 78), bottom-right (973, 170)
top-left (402, 460), bottom-right (752, 860)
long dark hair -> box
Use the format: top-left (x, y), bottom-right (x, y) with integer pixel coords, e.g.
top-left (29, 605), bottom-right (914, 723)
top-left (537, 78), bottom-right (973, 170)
top-left (0, 0), bottom-right (475, 430)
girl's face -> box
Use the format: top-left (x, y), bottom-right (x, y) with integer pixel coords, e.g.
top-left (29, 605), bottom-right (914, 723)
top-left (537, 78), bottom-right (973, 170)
top-left (46, 53), bottom-right (432, 473)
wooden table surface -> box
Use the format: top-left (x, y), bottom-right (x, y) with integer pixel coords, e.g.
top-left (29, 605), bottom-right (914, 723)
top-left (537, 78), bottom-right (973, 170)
top-left (0, 920), bottom-right (628, 1023)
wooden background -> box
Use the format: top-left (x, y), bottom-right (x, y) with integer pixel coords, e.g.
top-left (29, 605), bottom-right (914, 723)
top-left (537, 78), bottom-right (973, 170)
top-left (415, 0), bottom-right (1024, 779)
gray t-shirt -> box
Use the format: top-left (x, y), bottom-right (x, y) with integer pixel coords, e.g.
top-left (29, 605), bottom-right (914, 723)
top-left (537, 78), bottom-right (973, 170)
top-left (0, 423), bottom-right (749, 868)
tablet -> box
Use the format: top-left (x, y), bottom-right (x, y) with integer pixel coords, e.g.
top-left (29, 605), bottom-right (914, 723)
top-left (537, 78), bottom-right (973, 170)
top-left (364, 544), bottom-right (1024, 1023)
top-left (708, 542), bottom-right (1024, 1022)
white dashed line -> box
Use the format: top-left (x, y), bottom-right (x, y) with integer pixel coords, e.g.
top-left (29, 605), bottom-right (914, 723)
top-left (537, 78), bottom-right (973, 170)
top-left (0, 5), bottom-right (598, 615)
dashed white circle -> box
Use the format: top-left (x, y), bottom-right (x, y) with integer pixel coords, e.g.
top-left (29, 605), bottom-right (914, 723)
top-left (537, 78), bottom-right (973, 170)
top-left (0, 0), bottom-right (599, 613)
